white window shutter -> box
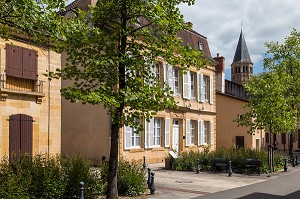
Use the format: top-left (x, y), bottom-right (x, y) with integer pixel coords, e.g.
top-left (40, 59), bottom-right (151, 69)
top-left (186, 119), bottom-right (191, 146)
top-left (165, 118), bottom-right (170, 147)
top-left (124, 125), bottom-right (132, 149)
top-left (198, 73), bottom-right (204, 102)
top-left (210, 121), bottom-right (214, 145)
top-left (149, 118), bottom-right (154, 147)
top-left (163, 62), bottom-right (167, 83)
top-left (201, 120), bottom-right (204, 145)
top-left (210, 76), bottom-right (214, 104)
top-left (183, 71), bottom-right (190, 99)
top-left (198, 120), bottom-right (201, 146)
top-left (145, 119), bottom-right (149, 149)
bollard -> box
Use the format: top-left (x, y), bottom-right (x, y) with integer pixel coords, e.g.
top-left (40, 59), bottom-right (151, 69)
top-left (284, 158), bottom-right (288, 172)
top-left (147, 168), bottom-right (151, 189)
top-left (296, 155), bottom-right (298, 166)
top-left (150, 171), bottom-right (156, 194)
top-left (79, 181), bottom-right (84, 199)
top-left (143, 156), bottom-right (147, 170)
top-left (228, 160), bottom-right (233, 177)
top-left (196, 159), bottom-right (200, 174)
top-left (292, 155), bottom-right (296, 167)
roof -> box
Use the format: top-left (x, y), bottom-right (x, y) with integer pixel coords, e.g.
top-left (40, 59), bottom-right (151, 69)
top-left (231, 30), bottom-right (252, 65)
top-left (177, 29), bottom-right (212, 59)
top-left (57, 0), bottom-right (78, 15)
top-left (224, 79), bottom-right (249, 101)
top-left (57, 2), bottom-right (214, 63)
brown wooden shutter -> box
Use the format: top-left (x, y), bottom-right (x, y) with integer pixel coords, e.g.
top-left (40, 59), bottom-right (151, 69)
top-left (20, 114), bottom-right (33, 155)
top-left (9, 114), bottom-right (21, 158)
top-left (9, 114), bottom-right (33, 158)
top-left (6, 44), bottom-right (23, 78)
top-left (23, 48), bottom-right (38, 80)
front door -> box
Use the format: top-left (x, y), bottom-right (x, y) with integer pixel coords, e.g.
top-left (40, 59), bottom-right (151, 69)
top-left (172, 120), bottom-right (179, 153)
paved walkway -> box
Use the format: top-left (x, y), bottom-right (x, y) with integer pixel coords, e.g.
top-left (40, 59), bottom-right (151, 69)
top-left (145, 163), bottom-right (300, 199)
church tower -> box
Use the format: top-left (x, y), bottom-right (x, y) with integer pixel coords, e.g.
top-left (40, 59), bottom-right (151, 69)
top-left (231, 30), bottom-right (253, 84)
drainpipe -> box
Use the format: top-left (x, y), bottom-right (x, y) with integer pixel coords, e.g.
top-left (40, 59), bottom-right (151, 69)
top-left (47, 44), bottom-right (51, 156)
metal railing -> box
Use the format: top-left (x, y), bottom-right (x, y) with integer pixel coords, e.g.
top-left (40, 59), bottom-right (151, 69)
top-left (0, 74), bottom-right (44, 93)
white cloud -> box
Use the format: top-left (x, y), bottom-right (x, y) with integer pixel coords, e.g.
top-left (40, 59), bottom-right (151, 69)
top-left (179, 0), bottom-right (300, 78)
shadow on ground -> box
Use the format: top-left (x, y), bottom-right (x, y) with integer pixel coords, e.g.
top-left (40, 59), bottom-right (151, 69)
top-left (238, 190), bottom-right (300, 199)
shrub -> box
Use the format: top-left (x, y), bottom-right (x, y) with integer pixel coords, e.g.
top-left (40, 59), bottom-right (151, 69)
top-left (166, 147), bottom-right (287, 174)
top-left (0, 154), bottom-right (103, 199)
top-left (100, 159), bottom-right (146, 197)
top-left (61, 154), bottom-right (102, 198)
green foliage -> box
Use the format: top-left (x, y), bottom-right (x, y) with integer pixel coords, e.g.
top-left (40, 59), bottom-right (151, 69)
top-left (100, 159), bottom-right (146, 197)
top-left (236, 29), bottom-right (300, 136)
top-left (0, 154), bottom-right (102, 199)
top-left (166, 147), bottom-right (286, 174)
top-left (0, 0), bottom-right (65, 43)
top-left (61, 155), bottom-right (102, 199)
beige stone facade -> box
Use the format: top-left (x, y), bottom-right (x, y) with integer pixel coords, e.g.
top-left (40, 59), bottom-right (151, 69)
top-left (0, 38), bottom-right (61, 158)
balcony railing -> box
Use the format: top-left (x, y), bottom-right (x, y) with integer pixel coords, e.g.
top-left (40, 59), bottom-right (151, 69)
top-left (0, 74), bottom-right (44, 95)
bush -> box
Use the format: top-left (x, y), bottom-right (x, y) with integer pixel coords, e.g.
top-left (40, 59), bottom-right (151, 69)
top-left (0, 154), bottom-right (103, 199)
top-left (100, 159), bottom-right (146, 197)
top-left (166, 147), bottom-right (286, 174)
top-left (61, 155), bottom-right (102, 198)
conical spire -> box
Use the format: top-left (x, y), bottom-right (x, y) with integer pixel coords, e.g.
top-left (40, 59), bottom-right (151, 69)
top-left (231, 30), bottom-right (252, 65)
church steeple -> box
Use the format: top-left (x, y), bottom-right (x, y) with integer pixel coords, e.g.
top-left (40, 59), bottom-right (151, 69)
top-left (231, 29), bottom-right (253, 84)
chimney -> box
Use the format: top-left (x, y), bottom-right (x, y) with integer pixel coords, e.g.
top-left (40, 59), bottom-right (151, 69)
top-left (213, 53), bottom-right (225, 93)
top-left (213, 53), bottom-right (225, 72)
top-left (186, 22), bottom-right (193, 30)
top-left (78, 0), bottom-right (97, 11)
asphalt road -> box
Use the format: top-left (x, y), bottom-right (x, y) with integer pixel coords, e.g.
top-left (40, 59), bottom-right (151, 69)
top-left (194, 167), bottom-right (300, 199)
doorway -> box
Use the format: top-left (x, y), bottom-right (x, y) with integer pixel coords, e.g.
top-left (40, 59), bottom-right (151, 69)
top-left (9, 114), bottom-right (33, 158)
top-left (172, 120), bottom-right (179, 153)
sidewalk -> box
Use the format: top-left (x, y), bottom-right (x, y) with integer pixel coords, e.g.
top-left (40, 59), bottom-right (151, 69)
top-left (145, 163), bottom-right (298, 199)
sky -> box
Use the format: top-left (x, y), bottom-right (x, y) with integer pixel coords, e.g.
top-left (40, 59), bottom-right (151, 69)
top-left (66, 0), bottom-right (300, 80)
top-left (178, 0), bottom-right (300, 79)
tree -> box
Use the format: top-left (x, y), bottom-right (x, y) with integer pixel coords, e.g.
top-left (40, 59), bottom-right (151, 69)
top-left (236, 30), bottom-right (300, 171)
top-left (264, 29), bottom-right (300, 156)
top-left (0, 0), bottom-right (65, 42)
top-left (236, 72), bottom-right (297, 171)
top-left (52, 0), bottom-right (204, 198)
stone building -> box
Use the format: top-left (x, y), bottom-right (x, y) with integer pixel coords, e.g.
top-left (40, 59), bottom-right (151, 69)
top-left (0, 36), bottom-right (61, 158)
top-left (60, 0), bottom-right (216, 164)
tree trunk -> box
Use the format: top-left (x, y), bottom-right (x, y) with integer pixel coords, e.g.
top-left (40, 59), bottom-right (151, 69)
top-left (289, 133), bottom-right (294, 157)
top-left (106, 123), bottom-right (120, 199)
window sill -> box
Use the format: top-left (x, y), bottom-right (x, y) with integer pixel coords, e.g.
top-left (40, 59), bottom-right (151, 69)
top-left (0, 88), bottom-right (45, 103)
top-left (126, 148), bottom-right (144, 153)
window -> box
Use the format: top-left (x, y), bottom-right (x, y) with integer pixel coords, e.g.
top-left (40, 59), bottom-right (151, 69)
top-left (198, 74), bottom-right (213, 104)
top-left (203, 121), bottom-right (208, 144)
top-left (145, 117), bottom-right (162, 148)
top-left (186, 119), bottom-right (196, 146)
top-left (154, 118), bottom-right (161, 146)
top-left (198, 120), bottom-right (214, 145)
top-left (190, 120), bottom-right (195, 144)
top-left (174, 68), bottom-right (179, 96)
top-left (164, 63), bottom-right (180, 97)
top-left (281, 133), bottom-right (286, 144)
top-left (124, 120), bottom-right (141, 149)
top-left (156, 63), bottom-right (161, 80)
top-left (203, 75), bottom-right (208, 101)
top-left (266, 133), bottom-right (269, 143)
top-left (6, 44), bottom-right (38, 80)
top-left (198, 42), bottom-right (203, 51)
top-left (236, 136), bottom-right (245, 148)
top-left (190, 72), bottom-right (195, 98)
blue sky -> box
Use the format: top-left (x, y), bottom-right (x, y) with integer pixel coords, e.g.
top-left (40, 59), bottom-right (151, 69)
top-left (66, 0), bottom-right (300, 80)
